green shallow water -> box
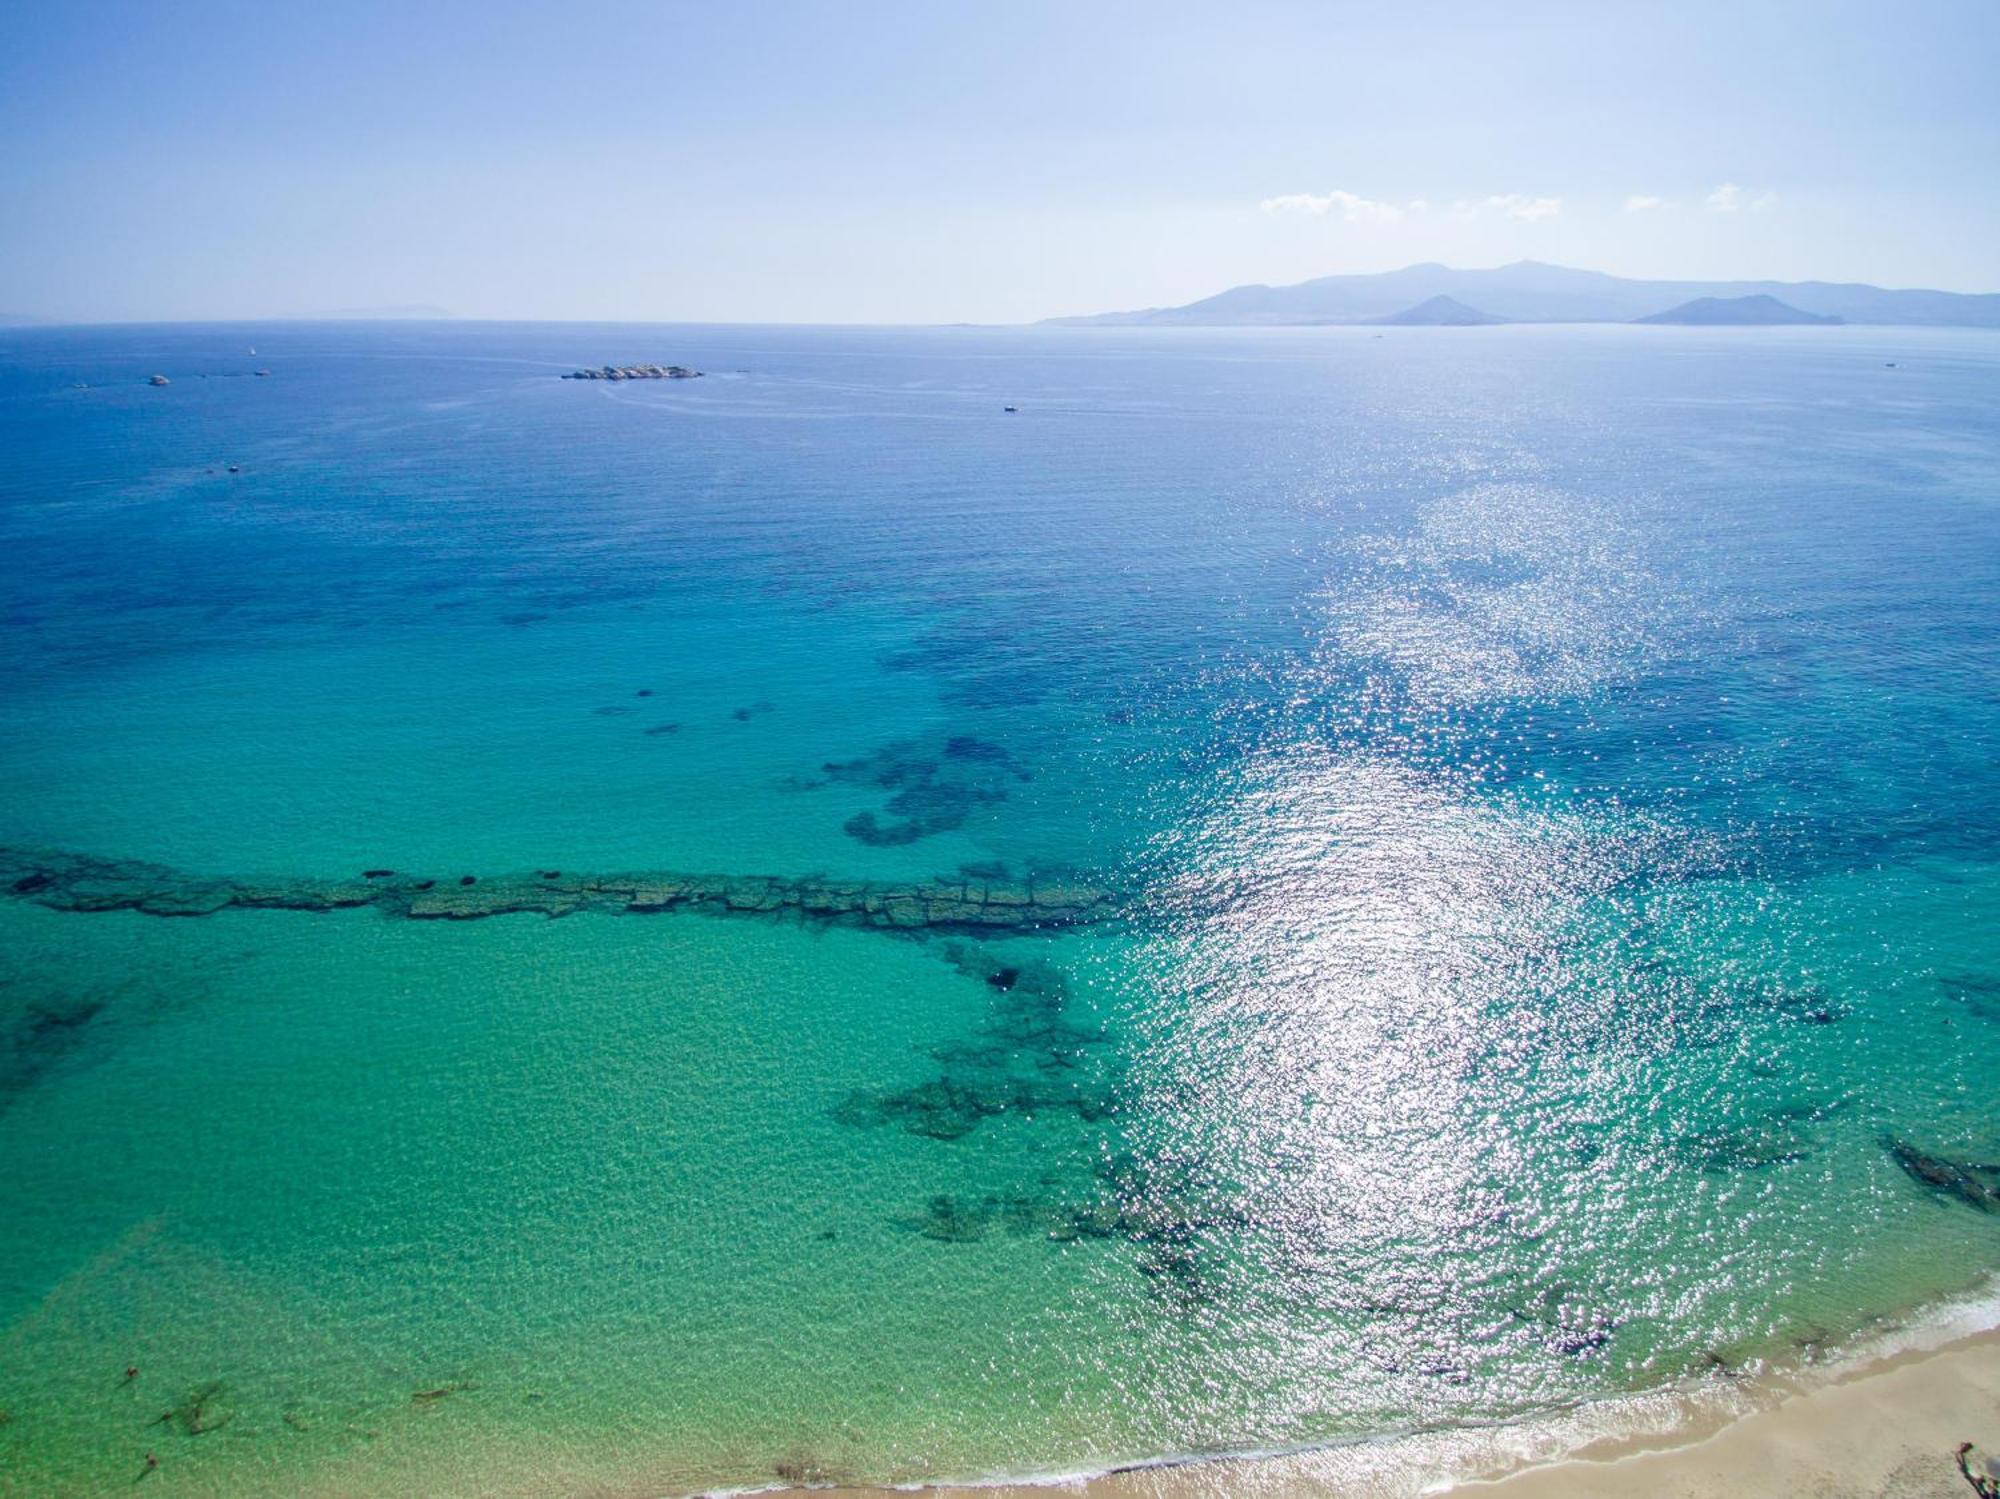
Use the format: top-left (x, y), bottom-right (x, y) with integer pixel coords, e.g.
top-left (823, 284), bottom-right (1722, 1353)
top-left (0, 904), bottom-right (1161, 1493)
top-left (3, 322), bottom-right (2000, 1495)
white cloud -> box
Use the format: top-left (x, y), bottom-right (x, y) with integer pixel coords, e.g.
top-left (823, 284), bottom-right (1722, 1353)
top-left (1454, 194), bottom-right (1563, 221)
top-left (1705, 183), bottom-right (1777, 213)
top-left (1624, 194), bottom-right (1668, 212)
top-left (1264, 190), bottom-right (1563, 223)
top-left (1259, 189), bottom-right (1408, 223)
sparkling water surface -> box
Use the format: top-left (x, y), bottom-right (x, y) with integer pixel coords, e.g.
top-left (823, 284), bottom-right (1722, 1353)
top-left (1, 322), bottom-right (1997, 1496)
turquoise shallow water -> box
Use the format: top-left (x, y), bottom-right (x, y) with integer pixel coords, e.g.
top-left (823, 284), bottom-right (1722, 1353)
top-left (1, 322), bottom-right (1998, 1495)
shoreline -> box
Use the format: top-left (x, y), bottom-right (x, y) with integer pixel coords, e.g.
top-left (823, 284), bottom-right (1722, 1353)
top-left (787, 1290), bottom-right (2000, 1499)
top-left (1440, 1329), bottom-right (2000, 1498)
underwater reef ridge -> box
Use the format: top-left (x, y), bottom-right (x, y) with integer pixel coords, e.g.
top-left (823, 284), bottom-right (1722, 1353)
top-left (0, 845), bottom-right (1121, 935)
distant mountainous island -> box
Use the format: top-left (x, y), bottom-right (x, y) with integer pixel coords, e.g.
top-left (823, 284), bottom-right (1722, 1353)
top-left (1636, 294), bottom-right (1842, 326)
top-left (1050, 261), bottom-right (2000, 328)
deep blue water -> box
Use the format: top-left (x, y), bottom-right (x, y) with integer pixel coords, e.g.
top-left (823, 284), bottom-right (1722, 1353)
top-left (0, 321), bottom-right (1997, 1496)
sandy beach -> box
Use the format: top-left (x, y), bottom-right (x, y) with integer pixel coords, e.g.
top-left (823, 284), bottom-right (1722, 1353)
top-left (1449, 1333), bottom-right (2000, 1499)
top-left (911, 1323), bottom-right (2000, 1499)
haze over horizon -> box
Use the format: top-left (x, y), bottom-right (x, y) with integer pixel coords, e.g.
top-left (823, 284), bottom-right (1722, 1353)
top-left (4, 0), bottom-right (1998, 325)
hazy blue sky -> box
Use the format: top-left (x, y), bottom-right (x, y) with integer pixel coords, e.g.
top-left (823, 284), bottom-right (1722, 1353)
top-left (4, 0), bottom-right (1997, 323)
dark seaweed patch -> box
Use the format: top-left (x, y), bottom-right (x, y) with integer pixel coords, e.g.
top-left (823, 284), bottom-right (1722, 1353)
top-left (773, 1454), bottom-right (840, 1486)
top-left (837, 945), bottom-right (1115, 1139)
top-left (892, 1161), bottom-right (1244, 1309)
top-left (826, 737), bottom-right (1029, 846)
top-left (1509, 1282), bottom-right (1619, 1359)
top-left (1941, 973), bottom-right (2000, 1023)
top-left (1554, 959), bottom-right (1854, 1056)
top-left (2, 996), bottom-right (108, 1109)
top-left (1675, 1119), bottom-right (1811, 1174)
top-left (1742, 980), bottom-right (1848, 1027)
top-left (841, 944), bottom-right (1242, 1307)
top-left (154, 1381), bottom-right (230, 1436)
top-left (944, 736), bottom-right (1015, 764)
top-left (844, 1071), bottom-right (1120, 1140)
top-left (845, 783), bottom-right (1006, 846)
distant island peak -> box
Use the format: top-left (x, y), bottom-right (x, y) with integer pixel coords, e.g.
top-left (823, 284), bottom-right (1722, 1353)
top-left (1634, 293), bottom-right (1843, 326)
top-left (1377, 294), bottom-right (1508, 326)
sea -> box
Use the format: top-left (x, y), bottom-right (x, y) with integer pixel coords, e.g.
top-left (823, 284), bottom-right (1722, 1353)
top-left (1, 320), bottom-right (1997, 1497)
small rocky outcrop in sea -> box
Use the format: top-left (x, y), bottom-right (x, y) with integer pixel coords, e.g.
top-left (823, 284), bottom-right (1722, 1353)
top-left (561, 364), bottom-right (701, 381)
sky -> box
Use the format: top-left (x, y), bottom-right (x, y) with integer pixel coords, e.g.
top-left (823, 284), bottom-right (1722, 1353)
top-left (2, 0), bottom-right (1998, 324)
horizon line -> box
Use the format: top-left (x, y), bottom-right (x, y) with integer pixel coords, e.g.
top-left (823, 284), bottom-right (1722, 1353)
top-left (10, 259), bottom-right (2000, 330)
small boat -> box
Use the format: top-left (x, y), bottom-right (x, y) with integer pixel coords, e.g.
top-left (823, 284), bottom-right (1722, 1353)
top-left (1003, 405), bottom-right (1018, 412)
top-left (255, 369), bottom-right (271, 377)
top-left (148, 374), bottom-right (170, 386)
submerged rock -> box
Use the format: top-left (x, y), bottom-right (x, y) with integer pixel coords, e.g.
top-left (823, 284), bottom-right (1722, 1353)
top-left (1884, 1136), bottom-right (2000, 1212)
top-left (410, 1381), bottom-right (474, 1404)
